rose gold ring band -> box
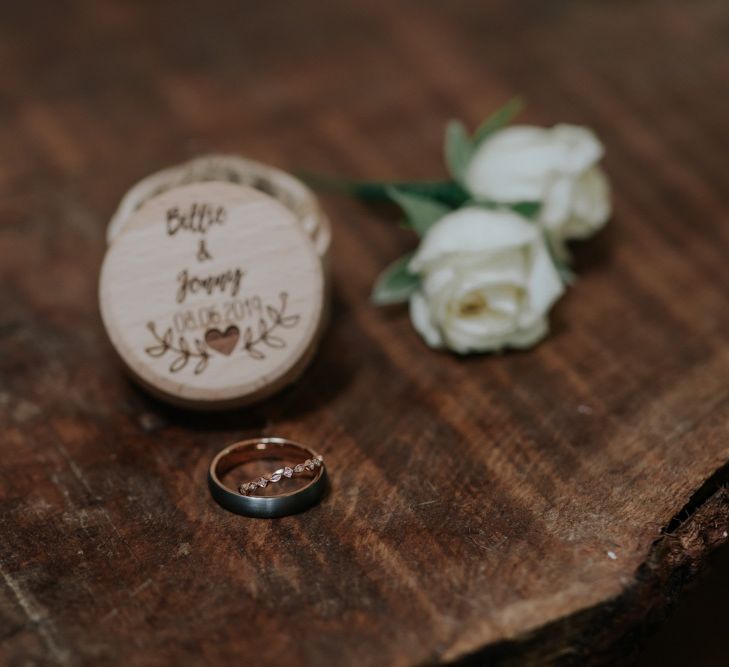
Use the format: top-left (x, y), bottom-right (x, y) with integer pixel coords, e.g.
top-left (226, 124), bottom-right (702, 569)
top-left (208, 437), bottom-right (327, 518)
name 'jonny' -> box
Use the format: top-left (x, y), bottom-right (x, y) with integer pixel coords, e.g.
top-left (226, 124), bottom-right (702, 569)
top-left (176, 267), bottom-right (245, 303)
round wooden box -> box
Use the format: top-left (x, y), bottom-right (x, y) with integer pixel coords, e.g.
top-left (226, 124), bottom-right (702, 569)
top-left (99, 167), bottom-right (329, 411)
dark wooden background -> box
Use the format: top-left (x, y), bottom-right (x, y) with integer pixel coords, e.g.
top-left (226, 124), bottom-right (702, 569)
top-left (2, 1), bottom-right (729, 665)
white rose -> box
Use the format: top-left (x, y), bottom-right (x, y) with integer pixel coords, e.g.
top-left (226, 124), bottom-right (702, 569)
top-left (408, 207), bottom-right (564, 353)
top-left (464, 124), bottom-right (611, 244)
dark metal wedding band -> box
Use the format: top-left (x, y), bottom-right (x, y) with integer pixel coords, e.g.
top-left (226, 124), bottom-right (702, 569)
top-left (208, 437), bottom-right (327, 518)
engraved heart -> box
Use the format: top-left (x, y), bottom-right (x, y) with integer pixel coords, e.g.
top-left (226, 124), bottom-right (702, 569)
top-left (204, 325), bottom-right (240, 356)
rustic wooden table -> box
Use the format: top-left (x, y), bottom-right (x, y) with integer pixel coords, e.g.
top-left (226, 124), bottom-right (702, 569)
top-left (2, 1), bottom-right (729, 665)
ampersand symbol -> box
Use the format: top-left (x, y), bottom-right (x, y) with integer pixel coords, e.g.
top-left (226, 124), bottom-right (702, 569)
top-left (197, 239), bottom-right (212, 262)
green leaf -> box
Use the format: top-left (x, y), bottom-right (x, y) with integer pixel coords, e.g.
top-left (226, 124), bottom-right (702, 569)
top-left (472, 97), bottom-right (524, 147)
top-left (299, 173), bottom-right (470, 208)
top-left (393, 181), bottom-right (470, 208)
top-left (557, 263), bottom-right (577, 285)
top-left (386, 187), bottom-right (451, 237)
top-left (371, 253), bottom-right (419, 305)
top-left (444, 120), bottom-right (474, 184)
top-left (544, 236), bottom-right (577, 286)
top-left (509, 201), bottom-right (541, 219)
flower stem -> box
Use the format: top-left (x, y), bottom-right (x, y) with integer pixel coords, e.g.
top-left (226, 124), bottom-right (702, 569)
top-left (299, 173), bottom-right (470, 208)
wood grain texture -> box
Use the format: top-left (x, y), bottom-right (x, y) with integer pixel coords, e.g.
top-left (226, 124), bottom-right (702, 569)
top-left (1, 0), bottom-right (729, 665)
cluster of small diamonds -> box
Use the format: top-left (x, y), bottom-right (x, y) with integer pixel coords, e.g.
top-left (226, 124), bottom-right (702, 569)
top-left (238, 456), bottom-right (323, 495)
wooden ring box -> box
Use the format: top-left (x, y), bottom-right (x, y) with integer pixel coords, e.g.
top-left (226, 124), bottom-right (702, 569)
top-left (99, 155), bottom-right (330, 410)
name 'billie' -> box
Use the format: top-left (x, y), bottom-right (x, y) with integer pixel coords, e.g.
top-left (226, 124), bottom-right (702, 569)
top-left (166, 203), bottom-right (226, 236)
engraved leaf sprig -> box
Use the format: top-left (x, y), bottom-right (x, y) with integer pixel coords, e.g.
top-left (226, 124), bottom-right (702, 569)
top-left (145, 323), bottom-right (210, 374)
top-left (241, 292), bottom-right (300, 360)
